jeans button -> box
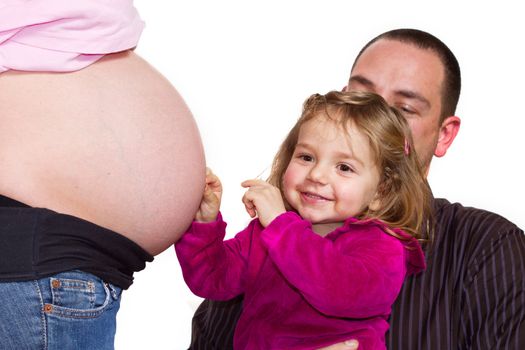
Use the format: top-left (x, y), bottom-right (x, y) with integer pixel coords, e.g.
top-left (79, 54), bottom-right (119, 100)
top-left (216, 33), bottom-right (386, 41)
top-left (51, 279), bottom-right (61, 288)
top-left (43, 304), bottom-right (53, 313)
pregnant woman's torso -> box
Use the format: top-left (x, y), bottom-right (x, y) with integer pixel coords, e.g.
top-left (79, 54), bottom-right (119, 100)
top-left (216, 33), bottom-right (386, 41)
top-left (0, 51), bottom-right (205, 255)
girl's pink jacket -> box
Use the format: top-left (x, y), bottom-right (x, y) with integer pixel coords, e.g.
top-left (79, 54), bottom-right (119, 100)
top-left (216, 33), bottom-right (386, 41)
top-left (176, 212), bottom-right (425, 350)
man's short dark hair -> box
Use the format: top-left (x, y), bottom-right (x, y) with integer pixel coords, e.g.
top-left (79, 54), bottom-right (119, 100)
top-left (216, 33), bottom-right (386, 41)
top-left (353, 29), bottom-right (461, 122)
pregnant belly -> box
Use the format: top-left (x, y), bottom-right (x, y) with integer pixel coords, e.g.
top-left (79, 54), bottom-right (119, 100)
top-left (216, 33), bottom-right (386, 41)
top-left (0, 51), bottom-right (205, 255)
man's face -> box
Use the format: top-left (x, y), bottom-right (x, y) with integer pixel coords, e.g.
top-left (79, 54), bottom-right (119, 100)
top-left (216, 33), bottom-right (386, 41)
top-left (348, 39), bottom-right (447, 172)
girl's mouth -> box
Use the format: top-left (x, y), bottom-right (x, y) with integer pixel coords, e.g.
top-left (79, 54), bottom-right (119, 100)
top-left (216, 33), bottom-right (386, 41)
top-left (301, 191), bottom-right (331, 202)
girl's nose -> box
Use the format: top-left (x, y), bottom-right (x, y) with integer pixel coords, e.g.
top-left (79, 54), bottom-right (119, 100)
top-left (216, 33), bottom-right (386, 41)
top-left (307, 164), bottom-right (328, 184)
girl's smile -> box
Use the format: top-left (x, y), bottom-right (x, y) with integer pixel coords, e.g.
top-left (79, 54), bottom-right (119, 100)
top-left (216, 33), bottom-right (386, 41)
top-left (300, 191), bottom-right (332, 203)
top-left (282, 114), bottom-right (381, 234)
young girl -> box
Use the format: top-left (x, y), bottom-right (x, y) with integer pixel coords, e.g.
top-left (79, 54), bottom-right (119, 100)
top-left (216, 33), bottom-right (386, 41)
top-left (176, 91), bottom-right (431, 350)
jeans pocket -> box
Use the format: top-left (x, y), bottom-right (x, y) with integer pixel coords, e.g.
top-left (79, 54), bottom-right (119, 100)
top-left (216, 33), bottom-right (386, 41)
top-left (43, 271), bottom-right (121, 319)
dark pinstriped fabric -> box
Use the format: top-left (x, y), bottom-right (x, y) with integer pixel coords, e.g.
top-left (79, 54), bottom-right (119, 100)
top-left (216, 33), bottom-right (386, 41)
top-left (190, 296), bottom-right (241, 350)
top-left (188, 198), bottom-right (525, 350)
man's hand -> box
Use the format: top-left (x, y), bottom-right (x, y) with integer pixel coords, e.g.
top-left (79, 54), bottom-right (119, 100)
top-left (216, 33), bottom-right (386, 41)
top-left (241, 179), bottom-right (286, 227)
top-left (195, 168), bottom-right (222, 222)
top-left (317, 339), bottom-right (359, 350)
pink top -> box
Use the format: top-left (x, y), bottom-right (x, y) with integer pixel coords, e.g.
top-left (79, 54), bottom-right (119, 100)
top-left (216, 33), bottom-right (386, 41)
top-left (176, 212), bottom-right (426, 350)
top-left (0, 0), bottom-right (144, 73)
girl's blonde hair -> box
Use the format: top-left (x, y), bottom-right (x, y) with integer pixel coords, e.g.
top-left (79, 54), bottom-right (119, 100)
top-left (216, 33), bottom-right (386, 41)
top-left (268, 90), bottom-right (433, 240)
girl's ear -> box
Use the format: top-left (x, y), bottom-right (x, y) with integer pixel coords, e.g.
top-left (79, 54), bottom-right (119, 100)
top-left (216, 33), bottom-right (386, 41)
top-left (368, 194), bottom-right (381, 212)
top-left (434, 116), bottom-right (461, 157)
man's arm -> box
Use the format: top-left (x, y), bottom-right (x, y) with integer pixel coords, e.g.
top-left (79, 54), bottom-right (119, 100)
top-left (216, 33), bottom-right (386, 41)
top-left (459, 226), bottom-right (525, 348)
top-left (189, 297), bottom-right (361, 350)
top-left (386, 201), bottom-right (525, 350)
top-left (189, 297), bottom-right (242, 350)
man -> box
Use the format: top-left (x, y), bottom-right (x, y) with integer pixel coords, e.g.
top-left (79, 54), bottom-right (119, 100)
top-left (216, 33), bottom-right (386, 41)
top-left (188, 29), bottom-right (525, 349)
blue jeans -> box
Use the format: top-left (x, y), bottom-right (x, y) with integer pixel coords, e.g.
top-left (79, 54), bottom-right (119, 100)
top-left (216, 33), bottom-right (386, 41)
top-left (0, 270), bottom-right (122, 350)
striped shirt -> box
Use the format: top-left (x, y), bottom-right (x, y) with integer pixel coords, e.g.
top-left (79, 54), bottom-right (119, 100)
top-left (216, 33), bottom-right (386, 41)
top-left (188, 198), bottom-right (525, 349)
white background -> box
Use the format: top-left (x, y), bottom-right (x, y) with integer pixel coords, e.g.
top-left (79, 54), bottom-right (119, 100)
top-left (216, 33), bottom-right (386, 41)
top-left (116, 1), bottom-right (524, 349)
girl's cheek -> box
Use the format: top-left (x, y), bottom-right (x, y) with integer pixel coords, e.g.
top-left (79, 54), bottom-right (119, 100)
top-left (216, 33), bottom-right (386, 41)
top-left (282, 166), bottom-right (298, 189)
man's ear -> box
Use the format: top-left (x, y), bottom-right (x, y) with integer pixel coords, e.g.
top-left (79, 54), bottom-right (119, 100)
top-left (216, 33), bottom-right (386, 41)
top-left (342, 85), bottom-right (347, 92)
top-left (434, 116), bottom-right (461, 157)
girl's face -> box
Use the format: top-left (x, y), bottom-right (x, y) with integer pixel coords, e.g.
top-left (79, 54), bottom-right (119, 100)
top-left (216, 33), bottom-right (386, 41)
top-left (282, 115), bottom-right (381, 235)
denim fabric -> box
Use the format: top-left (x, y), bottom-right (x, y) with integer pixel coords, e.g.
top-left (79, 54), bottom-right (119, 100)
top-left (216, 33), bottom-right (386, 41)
top-left (0, 270), bottom-right (122, 350)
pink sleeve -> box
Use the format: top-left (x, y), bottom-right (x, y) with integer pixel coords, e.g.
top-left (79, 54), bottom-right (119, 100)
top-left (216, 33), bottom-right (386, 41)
top-left (261, 212), bottom-right (407, 318)
top-left (0, 0), bottom-right (144, 73)
top-left (175, 214), bottom-right (253, 300)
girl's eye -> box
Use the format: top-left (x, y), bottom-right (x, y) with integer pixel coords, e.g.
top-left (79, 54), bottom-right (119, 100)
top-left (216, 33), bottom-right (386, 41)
top-left (299, 154), bottom-right (313, 162)
top-left (338, 164), bottom-right (354, 172)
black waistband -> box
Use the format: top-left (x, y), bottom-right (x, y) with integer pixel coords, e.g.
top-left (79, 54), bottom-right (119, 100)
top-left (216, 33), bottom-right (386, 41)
top-left (0, 194), bottom-right (153, 289)
top-left (0, 194), bottom-right (29, 207)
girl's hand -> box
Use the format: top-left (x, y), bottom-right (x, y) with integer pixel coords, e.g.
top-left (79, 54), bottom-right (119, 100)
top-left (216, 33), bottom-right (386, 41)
top-left (195, 168), bottom-right (222, 222)
top-left (241, 179), bottom-right (286, 227)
